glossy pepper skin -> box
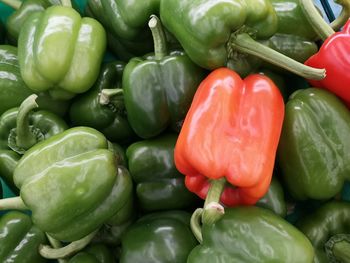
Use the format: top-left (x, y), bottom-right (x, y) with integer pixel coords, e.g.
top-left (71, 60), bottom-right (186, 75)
top-left (0, 211), bottom-right (47, 263)
top-left (297, 201), bottom-right (350, 263)
top-left (69, 61), bottom-right (135, 144)
top-left (160, 0), bottom-right (278, 70)
top-left (13, 127), bottom-right (133, 242)
top-left (175, 68), bottom-right (284, 206)
top-left (278, 88), bottom-right (350, 200)
top-left (120, 210), bottom-right (197, 263)
top-left (126, 134), bottom-right (199, 212)
top-left (305, 20), bottom-right (350, 106)
top-left (188, 206), bottom-right (314, 262)
top-left (0, 45), bottom-right (70, 117)
top-left (68, 243), bottom-right (115, 263)
top-left (18, 6), bottom-right (106, 100)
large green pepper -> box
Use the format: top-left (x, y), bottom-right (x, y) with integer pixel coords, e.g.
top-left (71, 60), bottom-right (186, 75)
top-left (0, 94), bottom-right (68, 154)
top-left (1, 127), bottom-right (133, 242)
top-left (0, 150), bottom-right (20, 194)
top-left (189, 206), bottom-right (314, 262)
top-left (0, 45), bottom-right (70, 116)
top-left (126, 133), bottom-right (199, 212)
top-left (18, 5), bottom-right (106, 100)
top-left (122, 15), bottom-right (206, 138)
top-left (278, 88), bottom-right (350, 200)
top-left (69, 61), bottom-right (135, 144)
top-left (120, 210), bottom-right (198, 263)
top-left (297, 201), bottom-right (350, 263)
top-left (0, 211), bottom-right (47, 263)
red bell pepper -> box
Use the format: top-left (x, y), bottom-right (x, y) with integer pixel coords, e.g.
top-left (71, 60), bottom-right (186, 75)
top-left (301, 0), bottom-right (350, 105)
top-left (174, 68), bottom-right (284, 207)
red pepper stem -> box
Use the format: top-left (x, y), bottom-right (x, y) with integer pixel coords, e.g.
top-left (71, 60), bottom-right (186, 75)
top-left (330, 0), bottom-right (350, 32)
top-left (299, 0), bottom-right (335, 40)
top-left (0, 0), bottom-right (21, 9)
top-left (202, 178), bottom-right (226, 225)
top-left (60, 0), bottom-right (72, 7)
top-left (0, 196), bottom-right (27, 210)
top-left (190, 208), bottom-right (204, 243)
top-left (39, 229), bottom-right (98, 259)
top-left (15, 94), bottom-right (40, 150)
top-left (148, 14), bottom-right (168, 60)
top-left (46, 235), bottom-right (68, 263)
top-left (99, 88), bottom-right (124, 105)
top-left (230, 33), bottom-right (326, 80)
top-left (325, 234), bottom-right (350, 263)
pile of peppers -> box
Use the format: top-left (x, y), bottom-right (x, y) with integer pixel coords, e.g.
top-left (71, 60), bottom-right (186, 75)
top-left (0, 0), bottom-right (349, 262)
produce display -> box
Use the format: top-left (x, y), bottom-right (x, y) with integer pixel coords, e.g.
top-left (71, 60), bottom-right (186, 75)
top-left (0, 0), bottom-right (349, 262)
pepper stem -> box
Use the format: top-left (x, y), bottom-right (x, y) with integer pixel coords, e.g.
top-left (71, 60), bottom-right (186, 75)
top-left (325, 234), bottom-right (350, 263)
top-left (202, 178), bottom-right (226, 225)
top-left (229, 33), bottom-right (326, 80)
top-left (300, 0), bottom-right (335, 40)
top-left (148, 14), bottom-right (168, 60)
top-left (39, 230), bottom-right (98, 259)
top-left (60, 0), bottom-right (72, 7)
top-left (190, 208), bottom-right (204, 243)
top-left (0, 0), bottom-right (21, 9)
top-left (15, 94), bottom-right (40, 150)
top-left (330, 0), bottom-right (350, 32)
top-left (0, 196), bottom-right (27, 210)
top-left (46, 235), bottom-right (68, 263)
top-left (99, 89), bottom-right (124, 105)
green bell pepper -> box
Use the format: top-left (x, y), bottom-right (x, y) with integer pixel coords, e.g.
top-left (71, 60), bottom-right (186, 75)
top-left (69, 61), bottom-right (135, 144)
top-left (68, 243), bottom-right (115, 263)
top-left (297, 201), bottom-right (350, 263)
top-left (0, 150), bottom-right (20, 194)
top-left (122, 15), bottom-right (206, 138)
top-left (278, 88), bottom-right (350, 200)
top-left (120, 210), bottom-right (198, 263)
top-left (0, 211), bottom-right (47, 263)
top-left (126, 133), bottom-right (199, 212)
top-left (1, 126), bottom-right (133, 242)
top-left (189, 206), bottom-right (314, 262)
top-left (18, 5), bottom-right (106, 100)
top-left (0, 94), bottom-right (68, 154)
top-left (0, 44), bottom-right (70, 117)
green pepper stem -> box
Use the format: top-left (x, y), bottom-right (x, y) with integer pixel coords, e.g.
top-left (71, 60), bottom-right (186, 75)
top-left (39, 230), bottom-right (98, 259)
top-left (190, 208), bottom-right (204, 243)
top-left (15, 94), bottom-right (40, 150)
top-left (99, 89), bottom-right (124, 105)
top-left (299, 0), bottom-right (335, 40)
top-left (60, 0), bottom-right (72, 7)
top-left (0, 196), bottom-right (27, 210)
top-left (202, 178), bottom-right (226, 225)
top-left (46, 235), bottom-right (68, 263)
top-left (329, 0), bottom-right (350, 32)
top-left (230, 33), bottom-right (326, 80)
top-left (148, 14), bottom-right (168, 60)
top-left (325, 234), bottom-right (350, 263)
top-left (0, 0), bottom-right (21, 9)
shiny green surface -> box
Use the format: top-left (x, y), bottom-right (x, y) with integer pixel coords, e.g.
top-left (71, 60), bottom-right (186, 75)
top-left (13, 127), bottom-right (133, 242)
top-left (126, 134), bottom-right (198, 212)
top-left (18, 6), bottom-right (106, 100)
top-left (160, 0), bottom-right (278, 70)
top-left (297, 201), bottom-right (350, 263)
top-left (0, 211), bottom-right (47, 263)
top-left (69, 61), bottom-right (135, 144)
top-left (120, 210), bottom-right (197, 263)
top-left (69, 244), bottom-right (115, 263)
top-left (188, 206), bottom-right (314, 263)
top-left (278, 88), bottom-right (350, 200)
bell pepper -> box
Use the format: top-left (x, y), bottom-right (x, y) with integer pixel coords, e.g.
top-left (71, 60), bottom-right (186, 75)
top-left (69, 61), bottom-right (135, 144)
top-left (126, 133), bottom-right (199, 212)
top-left (120, 210), bottom-right (198, 263)
top-left (0, 150), bottom-right (20, 194)
top-left (0, 126), bottom-right (133, 242)
top-left (278, 88), bottom-right (350, 200)
top-left (0, 211), bottom-right (47, 263)
top-left (297, 201), bottom-right (350, 263)
top-left (188, 206), bottom-right (314, 262)
top-left (0, 45), bottom-right (70, 117)
top-left (18, 5), bottom-right (106, 100)
top-left (174, 67), bottom-right (284, 208)
top-left (160, 0), bottom-right (325, 80)
top-left (122, 15), bottom-right (206, 139)
top-left (68, 243), bottom-right (115, 263)
top-left (0, 94), bottom-right (68, 154)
